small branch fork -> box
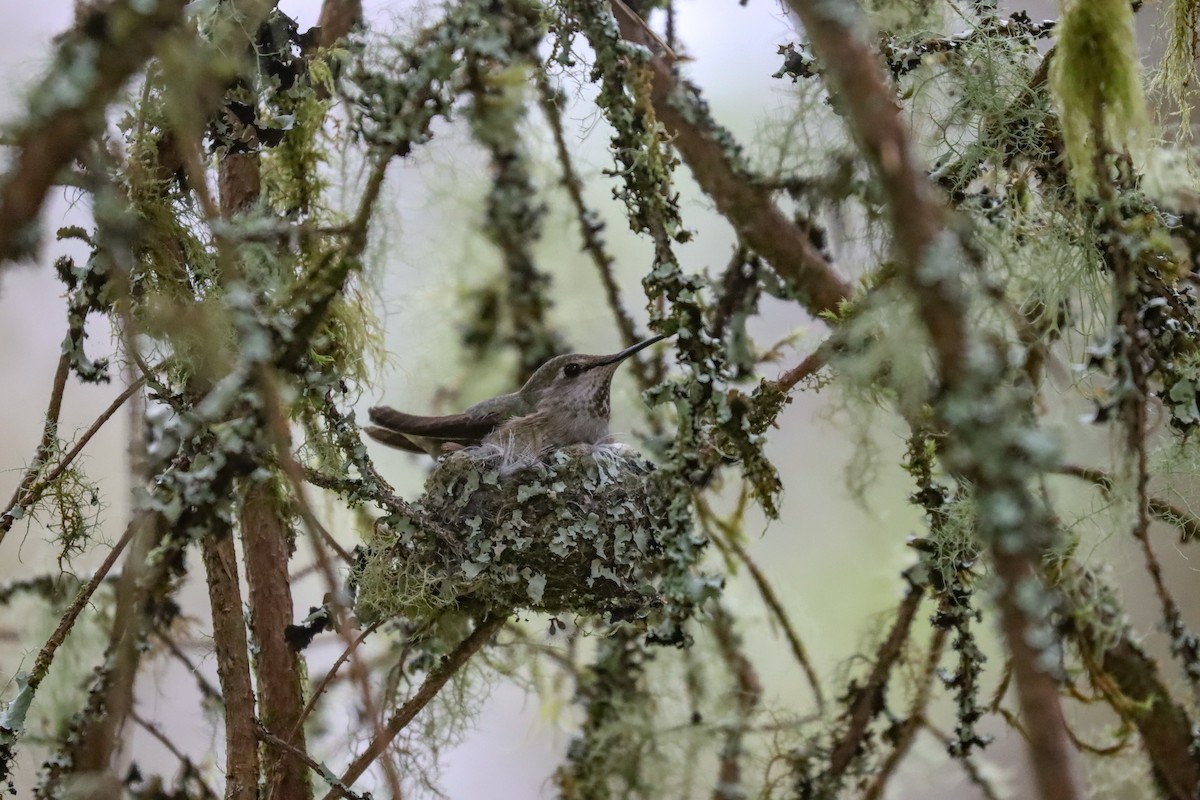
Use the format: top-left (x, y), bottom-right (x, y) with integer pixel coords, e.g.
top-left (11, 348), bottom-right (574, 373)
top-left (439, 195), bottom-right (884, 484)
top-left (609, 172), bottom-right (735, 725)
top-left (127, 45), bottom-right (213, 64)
top-left (1, 375), bottom-right (145, 544)
top-left (609, 0), bottom-right (852, 316)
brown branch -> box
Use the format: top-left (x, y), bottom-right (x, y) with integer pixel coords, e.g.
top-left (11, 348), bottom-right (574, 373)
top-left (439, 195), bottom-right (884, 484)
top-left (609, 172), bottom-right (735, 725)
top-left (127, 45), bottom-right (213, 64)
top-left (700, 497), bottom-right (824, 711)
top-left (710, 604), bottom-right (763, 800)
top-left (0, 0), bottom-right (191, 262)
top-left (154, 627), bottom-right (223, 707)
top-left (288, 620), bottom-right (383, 741)
top-left (53, 510), bottom-right (164, 790)
top-left (1092, 139), bottom-right (1200, 707)
top-left (18, 521), bottom-right (136, 706)
top-left (825, 584), bottom-right (924, 782)
top-left (609, 0), bottom-right (852, 316)
top-left (0, 354), bottom-right (69, 542)
top-left (256, 722), bottom-right (367, 800)
top-left (315, 0), bottom-right (362, 48)
top-left (862, 626), bottom-right (948, 800)
top-left (780, 3), bottom-right (961, 375)
top-left (257, 371), bottom-right (401, 796)
top-left (302, 466), bottom-right (465, 560)
top-left (241, 482), bottom-right (311, 800)
top-left (1150, 498), bottom-right (1200, 543)
top-left (1055, 562), bottom-right (1200, 799)
top-left (177, 37), bottom-right (294, 797)
top-left (130, 708), bottom-right (220, 800)
top-left (1, 377), bottom-right (145, 543)
top-left (734, 540), bottom-right (823, 709)
top-left (201, 527), bottom-right (260, 800)
top-left (773, 346), bottom-right (828, 394)
top-left (1057, 464), bottom-right (1200, 543)
top-left (322, 612), bottom-right (508, 800)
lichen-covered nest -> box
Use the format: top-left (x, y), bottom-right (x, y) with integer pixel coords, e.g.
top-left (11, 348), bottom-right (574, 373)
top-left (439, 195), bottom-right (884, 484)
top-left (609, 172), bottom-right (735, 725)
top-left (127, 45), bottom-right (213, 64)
top-left (354, 444), bottom-right (717, 634)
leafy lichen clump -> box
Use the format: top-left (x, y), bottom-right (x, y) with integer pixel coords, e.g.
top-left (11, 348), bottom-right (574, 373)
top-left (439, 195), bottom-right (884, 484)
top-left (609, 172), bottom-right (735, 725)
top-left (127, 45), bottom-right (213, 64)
top-left (355, 444), bottom-right (717, 636)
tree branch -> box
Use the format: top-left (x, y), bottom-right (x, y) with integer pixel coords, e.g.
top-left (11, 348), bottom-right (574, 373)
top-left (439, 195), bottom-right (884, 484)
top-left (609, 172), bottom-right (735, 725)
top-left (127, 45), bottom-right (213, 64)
top-left (322, 612), bottom-right (508, 800)
top-left (1055, 561), bottom-right (1200, 798)
top-left (825, 584), bottom-right (923, 784)
top-left (1, 377), bottom-right (144, 544)
top-left (609, 0), bottom-right (852, 316)
top-left (315, 0), bottom-right (362, 48)
top-left (778, 3), bottom-right (1084, 797)
top-left (0, 0), bottom-right (191, 262)
top-left (201, 527), bottom-right (260, 800)
top-left (0, 354), bottom-right (69, 541)
top-left (241, 482), bottom-right (311, 800)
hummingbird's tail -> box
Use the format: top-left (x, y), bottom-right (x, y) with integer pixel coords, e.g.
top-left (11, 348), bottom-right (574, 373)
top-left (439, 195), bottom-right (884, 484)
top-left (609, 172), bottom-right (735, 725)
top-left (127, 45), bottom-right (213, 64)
top-left (365, 405), bottom-right (496, 456)
top-left (363, 425), bottom-right (433, 454)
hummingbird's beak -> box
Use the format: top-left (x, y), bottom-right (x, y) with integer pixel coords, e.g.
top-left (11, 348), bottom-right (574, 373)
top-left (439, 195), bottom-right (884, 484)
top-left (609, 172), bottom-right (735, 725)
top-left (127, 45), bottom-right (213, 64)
top-left (593, 333), bottom-right (670, 368)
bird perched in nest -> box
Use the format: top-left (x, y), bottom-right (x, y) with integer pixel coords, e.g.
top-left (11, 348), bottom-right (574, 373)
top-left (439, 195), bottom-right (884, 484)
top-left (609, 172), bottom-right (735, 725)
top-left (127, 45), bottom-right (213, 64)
top-left (365, 334), bottom-right (669, 458)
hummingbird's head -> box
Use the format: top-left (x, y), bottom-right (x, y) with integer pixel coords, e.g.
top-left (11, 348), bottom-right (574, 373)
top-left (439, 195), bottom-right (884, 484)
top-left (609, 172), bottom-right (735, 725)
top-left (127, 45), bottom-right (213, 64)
top-left (519, 334), bottom-right (669, 418)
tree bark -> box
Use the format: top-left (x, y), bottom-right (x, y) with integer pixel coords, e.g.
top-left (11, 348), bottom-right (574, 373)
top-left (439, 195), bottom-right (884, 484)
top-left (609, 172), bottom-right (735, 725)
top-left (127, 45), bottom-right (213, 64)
top-left (241, 482), bottom-right (310, 800)
top-left (202, 527), bottom-right (261, 800)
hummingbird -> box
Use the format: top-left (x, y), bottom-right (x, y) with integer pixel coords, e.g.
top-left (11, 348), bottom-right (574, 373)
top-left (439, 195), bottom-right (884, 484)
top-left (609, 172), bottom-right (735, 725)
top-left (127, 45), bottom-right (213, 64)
top-left (365, 334), bottom-right (668, 457)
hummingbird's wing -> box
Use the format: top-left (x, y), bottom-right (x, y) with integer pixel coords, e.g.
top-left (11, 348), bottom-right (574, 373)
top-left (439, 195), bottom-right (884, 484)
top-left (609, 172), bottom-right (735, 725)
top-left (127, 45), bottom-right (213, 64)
top-left (367, 405), bottom-right (505, 443)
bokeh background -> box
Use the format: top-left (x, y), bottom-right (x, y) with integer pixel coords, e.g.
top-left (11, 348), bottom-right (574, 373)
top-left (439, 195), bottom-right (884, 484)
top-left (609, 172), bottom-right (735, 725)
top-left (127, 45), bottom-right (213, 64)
top-left (2, 1), bottom-right (1197, 798)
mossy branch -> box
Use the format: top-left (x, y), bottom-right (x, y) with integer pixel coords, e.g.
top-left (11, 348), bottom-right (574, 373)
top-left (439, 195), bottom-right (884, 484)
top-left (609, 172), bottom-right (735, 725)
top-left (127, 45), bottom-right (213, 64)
top-left (0, 0), bottom-right (191, 262)
top-left (609, 0), bottom-right (852, 316)
top-left (780, 2), bottom-right (1085, 798)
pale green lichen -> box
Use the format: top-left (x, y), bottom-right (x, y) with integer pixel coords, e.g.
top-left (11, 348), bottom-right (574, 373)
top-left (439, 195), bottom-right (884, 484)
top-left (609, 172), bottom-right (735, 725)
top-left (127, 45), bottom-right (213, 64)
top-left (1151, 0), bottom-right (1200, 147)
top-left (1050, 0), bottom-right (1149, 195)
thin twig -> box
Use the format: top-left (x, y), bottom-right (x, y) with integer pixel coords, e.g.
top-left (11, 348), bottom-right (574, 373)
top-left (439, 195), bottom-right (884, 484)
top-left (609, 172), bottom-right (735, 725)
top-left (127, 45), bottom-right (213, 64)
top-left (862, 626), bottom-right (949, 800)
top-left (825, 584), bottom-right (925, 782)
top-left (774, 347), bottom-right (828, 394)
top-left (710, 603), bottom-right (763, 800)
top-left (130, 708), bottom-right (221, 800)
top-left (0, 0), bottom-right (191, 262)
top-left (1057, 464), bottom-right (1200, 543)
top-left (698, 495), bottom-right (825, 711)
top-left (154, 627), bottom-right (224, 706)
top-left (257, 721), bottom-right (368, 800)
top-left (322, 612), bottom-right (507, 800)
top-left (609, 0), bottom-right (852, 316)
top-left (25, 521), bottom-right (137, 692)
top-left (1, 377), bottom-right (145, 543)
top-left (288, 620), bottom-right (383, 740)
top-left (0, 354), bottom-right (70, 543)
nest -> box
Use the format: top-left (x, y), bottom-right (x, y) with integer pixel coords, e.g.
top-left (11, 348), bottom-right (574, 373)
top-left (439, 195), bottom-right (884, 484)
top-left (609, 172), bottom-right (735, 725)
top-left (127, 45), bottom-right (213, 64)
top-left (354, 444), bottom-right (716, 633)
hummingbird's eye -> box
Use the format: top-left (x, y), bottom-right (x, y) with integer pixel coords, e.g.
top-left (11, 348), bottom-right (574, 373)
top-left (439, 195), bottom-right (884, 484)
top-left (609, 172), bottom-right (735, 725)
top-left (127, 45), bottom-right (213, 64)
top-left (563, 363), bottom-right (583, 379)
